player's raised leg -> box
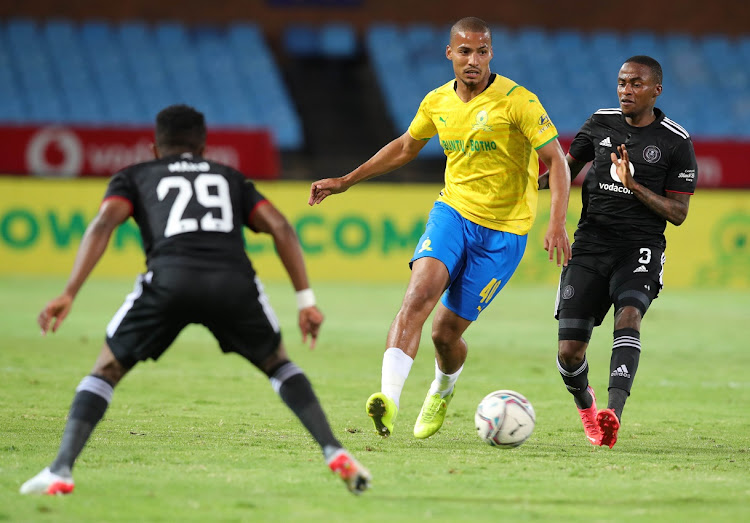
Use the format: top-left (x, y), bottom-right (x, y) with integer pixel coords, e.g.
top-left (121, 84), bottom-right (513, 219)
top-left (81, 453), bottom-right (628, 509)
top-left (366, 390), bottom-right (400, 438)
top-left (367, 257), bottom-right (449, 437)
top-left (366, 347), bottom-right (413, 437)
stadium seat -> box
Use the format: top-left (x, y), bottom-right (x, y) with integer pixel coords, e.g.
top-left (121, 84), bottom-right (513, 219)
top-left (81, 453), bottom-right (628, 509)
top-left (283, 24), bottom-right (320, 57)
top-left (367, 23), bottom-right (399, 51)
top-left (552, 29), bottom-right (587, 55)
top-left (516, 26), bottom-right (549, 52)
top-left (588, 30), bottom-right (625, 72)
top-left (5, 17), bottom-right (38, 46)
top-left (664, 32), bottom-right (696, 55)
top-left (0, 20), bottom-right (747, 145)
top-left (319, 22), bottom-right (358, 59)
top-left (0, 98), bottom-right (26, 123)
top-left (700, 34), bottom-right (734, 60)
top-left (8, 18), bottom-right (303, 147)
top-left (623, 30), bottom-right (664, 60)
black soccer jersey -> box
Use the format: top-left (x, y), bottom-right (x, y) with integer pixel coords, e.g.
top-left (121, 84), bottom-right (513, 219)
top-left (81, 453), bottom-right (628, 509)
top-left (568, 108), bottom-right (697, 248)
top-left (103, 153), bottom-right (267, 271)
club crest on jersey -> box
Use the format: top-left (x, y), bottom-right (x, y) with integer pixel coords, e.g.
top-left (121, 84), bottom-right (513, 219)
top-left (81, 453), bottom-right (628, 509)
top-left (643, 145), bottom-right (661, 163)
top-left (471, 110), bottom-right (493, 131)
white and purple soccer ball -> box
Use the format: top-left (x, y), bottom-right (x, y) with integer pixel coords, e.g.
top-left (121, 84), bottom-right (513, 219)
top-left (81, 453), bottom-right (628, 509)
top-left (475, 390), bottom-right (536, 448)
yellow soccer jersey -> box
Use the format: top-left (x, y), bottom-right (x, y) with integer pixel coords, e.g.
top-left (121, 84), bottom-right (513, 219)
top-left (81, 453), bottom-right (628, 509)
top-left (408, 73), bottom-right (558, 234)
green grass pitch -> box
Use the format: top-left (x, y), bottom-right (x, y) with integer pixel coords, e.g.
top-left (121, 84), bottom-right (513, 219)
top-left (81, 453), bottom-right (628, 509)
top-left (1, 276), bottom-right (748, 522)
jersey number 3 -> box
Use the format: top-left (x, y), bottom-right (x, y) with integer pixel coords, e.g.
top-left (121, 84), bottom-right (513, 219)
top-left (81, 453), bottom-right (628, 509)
top-left (157, 174), bottom-right (234, 237)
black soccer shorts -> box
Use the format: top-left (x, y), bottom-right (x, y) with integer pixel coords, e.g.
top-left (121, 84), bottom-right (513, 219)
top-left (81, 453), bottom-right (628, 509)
top-left (105, 266), bottom-right (282, 369)
top-left (555, 243), bottom-right (665, 327)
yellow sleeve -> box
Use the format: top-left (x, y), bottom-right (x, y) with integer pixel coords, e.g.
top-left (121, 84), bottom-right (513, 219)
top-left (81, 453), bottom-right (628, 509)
top-left (407, 93), bottom-right (438, 141)
top-left (510, 88), bottom-right (559, 150)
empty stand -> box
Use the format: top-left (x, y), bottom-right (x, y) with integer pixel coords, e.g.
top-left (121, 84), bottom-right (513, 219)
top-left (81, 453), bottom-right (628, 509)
top-left (0, 18), bottom-right (748, 158)
top-left (365, 23), bottom-right (750, 157)
top-left (0, 18), bottom-right (303, 149)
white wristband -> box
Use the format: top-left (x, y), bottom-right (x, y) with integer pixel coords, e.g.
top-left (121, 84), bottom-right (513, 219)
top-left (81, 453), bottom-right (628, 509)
top-left (296, 289), bottom-right (316, 310)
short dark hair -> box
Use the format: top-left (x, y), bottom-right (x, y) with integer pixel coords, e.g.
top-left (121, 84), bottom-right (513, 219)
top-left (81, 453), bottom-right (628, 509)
top-left (450, 17), bottom-right (492, 44)
top-left (624, 55), bottom-right (663, 84)
top-left (155, 104), bottom-right (207, 151)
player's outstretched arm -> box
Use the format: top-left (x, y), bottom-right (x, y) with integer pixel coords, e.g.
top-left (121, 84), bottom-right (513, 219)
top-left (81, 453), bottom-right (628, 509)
top-left (250, 201), bottom-right (324, 349)
top-left (308, 132), bottom-right (426, 206)
top-left (611, 145), bottom-right (691, 225)
top-left (38, 198), bottom-right (131, 335)
top-left (537, 140), bottom-right (572, 267)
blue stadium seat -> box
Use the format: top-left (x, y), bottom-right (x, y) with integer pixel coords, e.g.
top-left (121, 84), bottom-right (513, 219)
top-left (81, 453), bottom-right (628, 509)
top-left (516, 26), bottom-right (549, 52)
top-left (406, 23), bottom-right (439, 51)
top-left (42, 19), bottom-right (106, 122)
top-left (364, 23), bottom-right (750, 141)
top-left (80, 20), bottom-right (114, 46)
top-left (489, 25), bottom-right (512, 49)
top-left (227, 22), bottom-right (265, 53)
top-left (418, 62), bottom-right (452, 88)
top-left (738, 36), bottom-right (750, 62)
top-left (623, 30), bottom-right (663, 58)
top-left (0, 21), bottom-right (747, 145)
top-left (670, 49), bottom-right (711, 88)
top-left (117, 20), bottom-right (151, 48)
top-left (5, 17), bottom-right (38, 46)
top-left (552, 29), bottom-right (587, 54)
top-left (283, 24), bottom-right (319, 57)
top-left (492, 51), bottom-right (523, 78)
top-left (0, 30), bottom-right (26, 123)
top-left (155, 21), bottom-right (190, 52)
top-left (664, 32), bottom-right (696, 55)
top-left (700, 34), bottom-right (734, 59)
top-left (0, 18), bottom-right (303, 145)
top-left (319, 22), bottom-right (357, 59)
top-left (590, 30), bottom-right (622, 52)
top-left (5, 19), bottom-right (70, 122)
top-left (26, 92), bottom-right (66, 123)
top-left (367, 23), bottom-right (399, 51)
top-left (516, 27), bottom-right (556, 62)
top-left (0, 97), bottom-right (26, 123)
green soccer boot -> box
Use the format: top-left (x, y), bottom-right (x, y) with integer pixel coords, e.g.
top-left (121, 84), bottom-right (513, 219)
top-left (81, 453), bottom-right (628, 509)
top-left (413, 387), bottom-right (455, 439)
top-left (366, 392), bottom-right (398, 437)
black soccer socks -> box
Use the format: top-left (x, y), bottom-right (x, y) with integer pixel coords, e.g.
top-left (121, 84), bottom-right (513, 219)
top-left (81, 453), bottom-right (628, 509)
top-left (608, 328), bottom-right (642, 419)
top-left (49, 375), bottom-right (113, 476)
top-left (271, 362), bottom-right (341, 452)
top-left (557, 356), bottom-right (594, 409)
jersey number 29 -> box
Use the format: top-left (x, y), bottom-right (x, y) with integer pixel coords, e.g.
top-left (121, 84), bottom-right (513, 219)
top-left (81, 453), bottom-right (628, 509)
top-left (157, 174), bottom-right (234, 237)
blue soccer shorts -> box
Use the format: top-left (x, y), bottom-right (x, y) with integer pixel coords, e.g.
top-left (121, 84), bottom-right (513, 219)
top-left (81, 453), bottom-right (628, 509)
top-left (410, 201), bottom-right (527, 321)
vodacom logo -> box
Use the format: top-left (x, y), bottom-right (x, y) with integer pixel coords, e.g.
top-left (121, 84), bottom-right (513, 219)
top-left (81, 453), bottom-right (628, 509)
top-left (609, 159), bottom-right (634, 183)
top-left (26, 126), bottom-right (84, 177)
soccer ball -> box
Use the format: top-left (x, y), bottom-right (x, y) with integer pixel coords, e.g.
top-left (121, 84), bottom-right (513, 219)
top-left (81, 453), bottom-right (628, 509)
top-left (475, 390), bottom-right (536, 448)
